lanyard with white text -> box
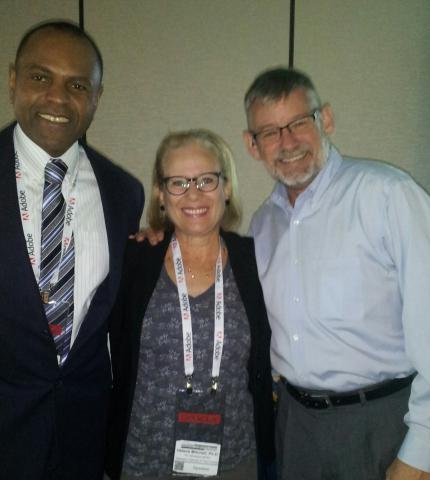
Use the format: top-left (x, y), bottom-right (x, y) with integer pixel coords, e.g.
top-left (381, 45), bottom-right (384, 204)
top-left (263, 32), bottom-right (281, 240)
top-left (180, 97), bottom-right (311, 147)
top-left (14, 151), bottom-right (78, 287)
top-left (171, 235), bottom-right (224, 393)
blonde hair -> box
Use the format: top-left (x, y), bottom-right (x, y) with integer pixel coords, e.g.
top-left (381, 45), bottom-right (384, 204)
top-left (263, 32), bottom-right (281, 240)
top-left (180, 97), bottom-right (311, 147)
top-left (147, 129), bottom-right (242, 231)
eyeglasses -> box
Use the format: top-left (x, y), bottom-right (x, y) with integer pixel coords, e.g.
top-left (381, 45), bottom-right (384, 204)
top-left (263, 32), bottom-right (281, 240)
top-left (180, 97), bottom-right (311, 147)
top-left (162, 171), bottom-right (223, 195)
top-left (252, 109), bottom-right (320, 147)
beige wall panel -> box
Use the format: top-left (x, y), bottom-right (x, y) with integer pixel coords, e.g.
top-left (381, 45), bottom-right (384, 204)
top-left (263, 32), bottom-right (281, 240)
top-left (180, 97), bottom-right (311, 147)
top-left (3, 1), bottom-right (430, 229)
top-left (85, 0), bottom-right (290, 231)
top-left (295, 0), bottom-right (430, 191)
top-left (0, 0), bottom-right (77, 130)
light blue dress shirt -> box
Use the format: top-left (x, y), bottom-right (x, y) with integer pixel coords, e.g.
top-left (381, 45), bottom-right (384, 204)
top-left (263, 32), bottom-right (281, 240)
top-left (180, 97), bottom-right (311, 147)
top-left (250, 146), bottom-right (430, 471)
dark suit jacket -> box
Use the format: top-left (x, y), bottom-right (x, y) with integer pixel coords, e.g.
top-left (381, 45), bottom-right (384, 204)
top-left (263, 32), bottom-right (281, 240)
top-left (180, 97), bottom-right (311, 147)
top-left (105, 230), bottom-right (275, 479)
top-left (0, 123), bottom-right (144, 480)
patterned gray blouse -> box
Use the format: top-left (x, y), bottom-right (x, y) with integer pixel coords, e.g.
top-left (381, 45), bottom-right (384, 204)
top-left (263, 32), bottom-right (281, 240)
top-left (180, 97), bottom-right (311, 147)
top-left (122, 261), bottom-right (256, 477)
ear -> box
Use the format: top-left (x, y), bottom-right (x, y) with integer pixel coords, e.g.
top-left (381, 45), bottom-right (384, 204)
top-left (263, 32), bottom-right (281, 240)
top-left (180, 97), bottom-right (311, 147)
top-left (156, 184), bottom-right (164, 207)
top-left (320, 103), bottom-right (335, 136)
top-left (8, 63), bottom-right (17, 104)
top-left (242, 129), bottom-right (263, 162)
top-left (96, 83), bottom-right (104, 103)
top-left (91, 83), bottom-right (103, 111)
top-left (222, 177), bottom-right (232, 201)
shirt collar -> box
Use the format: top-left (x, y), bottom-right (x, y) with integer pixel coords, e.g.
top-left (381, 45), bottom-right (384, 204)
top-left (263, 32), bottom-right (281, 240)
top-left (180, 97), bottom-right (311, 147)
top-left (270, 145), bottom-right (343, 211)
top-left (14, 123), bottom-right (80, 187)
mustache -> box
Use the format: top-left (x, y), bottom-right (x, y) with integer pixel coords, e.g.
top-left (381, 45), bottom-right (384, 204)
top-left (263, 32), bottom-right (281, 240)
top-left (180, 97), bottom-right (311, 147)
top-left (275, 148), bottom-right (308, 162)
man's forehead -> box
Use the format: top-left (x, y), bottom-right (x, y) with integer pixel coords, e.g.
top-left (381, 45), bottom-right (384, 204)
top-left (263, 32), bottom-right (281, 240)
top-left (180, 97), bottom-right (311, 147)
top-left (17, 29), bottom-right (94, 63)
top-left (15, 29), bottom-right (102, 83)
top-left (248, 90), bottom-right (310, 125)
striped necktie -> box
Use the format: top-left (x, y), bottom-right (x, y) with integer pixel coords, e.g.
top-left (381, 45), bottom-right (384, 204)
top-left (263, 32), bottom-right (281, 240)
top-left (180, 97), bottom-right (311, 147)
top-left (39, 158), bottom-right (75, 365)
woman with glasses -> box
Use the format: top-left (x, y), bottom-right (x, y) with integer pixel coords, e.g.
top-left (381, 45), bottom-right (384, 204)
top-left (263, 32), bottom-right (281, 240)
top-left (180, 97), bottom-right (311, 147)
top-left (105, 129), bottom-right (275, 480)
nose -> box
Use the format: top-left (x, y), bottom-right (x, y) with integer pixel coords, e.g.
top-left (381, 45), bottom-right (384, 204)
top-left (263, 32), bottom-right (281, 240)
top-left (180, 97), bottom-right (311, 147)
top-left (279, 126), bottom-right (299, 149)
top-left (188, 181), bottom-right (201, 193)
top-left (183, 180), bottom-right (203, 198)
top-left (46, 80), bottom-right (69, 104)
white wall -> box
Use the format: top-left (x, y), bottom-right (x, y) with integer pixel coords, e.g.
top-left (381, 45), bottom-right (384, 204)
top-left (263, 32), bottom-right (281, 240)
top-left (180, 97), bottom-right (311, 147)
top-left (85, 0), bottom-right (289, 230)
top-left (295, 0), bottom-right (430, 189)
top-left (1, 0), bottom-right (429, 231)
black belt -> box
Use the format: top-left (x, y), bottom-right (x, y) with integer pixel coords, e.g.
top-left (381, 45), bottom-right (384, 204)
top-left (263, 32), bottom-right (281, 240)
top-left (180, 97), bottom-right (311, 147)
top-left (281, 374), bottom-right (414, 409)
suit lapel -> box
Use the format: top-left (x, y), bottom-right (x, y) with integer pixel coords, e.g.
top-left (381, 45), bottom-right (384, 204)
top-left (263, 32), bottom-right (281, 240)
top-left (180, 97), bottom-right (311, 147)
top-left (0, 124), bottom-right (47, 318)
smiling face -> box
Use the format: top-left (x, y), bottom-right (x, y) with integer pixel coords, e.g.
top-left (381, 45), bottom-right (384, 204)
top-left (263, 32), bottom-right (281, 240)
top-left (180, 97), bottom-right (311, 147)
top-left (158, 142), bottom-right (230, 240)
top-left (244, 88), bottom-right (334, 204)
top-left (9, 27), bottom-right (103, 157)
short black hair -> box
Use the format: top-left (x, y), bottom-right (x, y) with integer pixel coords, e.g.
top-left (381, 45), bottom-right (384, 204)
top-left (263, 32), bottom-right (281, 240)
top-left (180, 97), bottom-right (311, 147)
top-left (15, 20), bottom-right (103, 81)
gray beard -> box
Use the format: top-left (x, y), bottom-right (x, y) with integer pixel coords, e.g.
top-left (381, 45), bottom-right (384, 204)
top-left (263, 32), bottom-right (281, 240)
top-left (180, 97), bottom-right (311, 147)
top-left (275, 137), bottom-right (331, 188)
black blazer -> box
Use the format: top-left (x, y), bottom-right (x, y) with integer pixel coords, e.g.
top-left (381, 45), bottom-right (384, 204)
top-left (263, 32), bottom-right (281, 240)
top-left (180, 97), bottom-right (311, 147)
top-left (105, 230), bottom-right (275, 479)
top-left (0, 123), bottom-right (144, 480)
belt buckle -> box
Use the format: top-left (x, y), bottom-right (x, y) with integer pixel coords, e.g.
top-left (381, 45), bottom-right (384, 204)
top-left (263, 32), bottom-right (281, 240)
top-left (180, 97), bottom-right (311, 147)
top-left (302, 391), bottom-right (331, 409)
top-left (314, 394), bottom-right (331, 409)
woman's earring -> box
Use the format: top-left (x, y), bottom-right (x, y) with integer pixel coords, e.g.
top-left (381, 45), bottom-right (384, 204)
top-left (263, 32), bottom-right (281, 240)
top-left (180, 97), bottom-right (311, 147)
top-left (160, 204), bottom-right (165, 212)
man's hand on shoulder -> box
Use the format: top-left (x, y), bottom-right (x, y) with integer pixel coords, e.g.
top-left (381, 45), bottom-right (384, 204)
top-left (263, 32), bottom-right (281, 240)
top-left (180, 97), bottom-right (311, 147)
top-left (386, 458), bottom-right (430, 480)
top-left (129, 227), bottom-right (164, 245)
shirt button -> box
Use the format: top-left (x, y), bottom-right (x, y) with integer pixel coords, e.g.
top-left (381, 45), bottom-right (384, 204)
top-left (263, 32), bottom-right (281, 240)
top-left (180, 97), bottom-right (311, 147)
top-left (293, 259), bottom-right (299, 265)
top-left (293, 296), bottom-right (300, 303)
top-left (293, 219), bottom-right (300, 226)
top-left (293, 334), bottom-right (299, 342)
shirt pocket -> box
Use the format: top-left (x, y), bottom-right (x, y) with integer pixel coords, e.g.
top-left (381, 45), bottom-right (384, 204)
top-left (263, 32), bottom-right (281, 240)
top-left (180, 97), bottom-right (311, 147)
top-left (305, 257), bottom-right (365, 322)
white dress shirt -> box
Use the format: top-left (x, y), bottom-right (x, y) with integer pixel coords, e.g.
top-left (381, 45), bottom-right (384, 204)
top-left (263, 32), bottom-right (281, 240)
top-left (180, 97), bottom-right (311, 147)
top-left (250, 145), bottom-right (430, 471)
top-left (14, 124), bottom-right (109, 347)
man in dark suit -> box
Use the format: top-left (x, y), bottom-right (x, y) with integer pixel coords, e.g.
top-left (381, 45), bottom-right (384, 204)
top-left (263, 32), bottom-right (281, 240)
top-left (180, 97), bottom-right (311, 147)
top-left (0, 21), bottom-right (144, 480)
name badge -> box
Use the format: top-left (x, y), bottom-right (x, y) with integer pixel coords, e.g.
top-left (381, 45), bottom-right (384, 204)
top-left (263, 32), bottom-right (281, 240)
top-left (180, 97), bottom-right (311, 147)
top-left (172, 390), bottom-right (225, 477)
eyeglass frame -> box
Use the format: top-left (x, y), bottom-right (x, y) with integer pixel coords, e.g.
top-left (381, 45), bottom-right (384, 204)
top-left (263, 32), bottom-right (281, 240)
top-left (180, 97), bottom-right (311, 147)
top-left (161, 171), bottom-right (223, 196)
top-left (251, 108), bottom-right (320, 146)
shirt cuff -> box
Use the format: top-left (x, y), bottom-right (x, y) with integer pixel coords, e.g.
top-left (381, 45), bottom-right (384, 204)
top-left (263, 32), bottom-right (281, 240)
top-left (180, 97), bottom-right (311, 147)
top-left (397, 425), bottom-right (430, 472)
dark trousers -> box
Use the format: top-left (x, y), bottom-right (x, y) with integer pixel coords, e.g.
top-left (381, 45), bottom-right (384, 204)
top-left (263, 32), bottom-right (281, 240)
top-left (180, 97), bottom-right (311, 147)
top-left (276, 383), bottom-right (410, 480)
